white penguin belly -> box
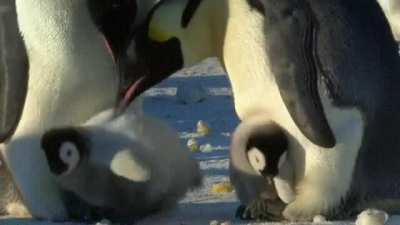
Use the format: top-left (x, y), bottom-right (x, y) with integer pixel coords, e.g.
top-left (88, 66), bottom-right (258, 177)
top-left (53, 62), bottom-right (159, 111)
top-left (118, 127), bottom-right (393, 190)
top-left (2, 0), bottom-right (119, 220)
top-left (223, 1), bottom-right (364, 215)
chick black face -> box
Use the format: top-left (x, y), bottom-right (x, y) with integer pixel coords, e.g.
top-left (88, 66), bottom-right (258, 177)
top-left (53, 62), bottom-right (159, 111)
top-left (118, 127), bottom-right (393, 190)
top-left (41, 128), bottom-right (90, 176)
top-left (246, 125), bottom-right (288, 179)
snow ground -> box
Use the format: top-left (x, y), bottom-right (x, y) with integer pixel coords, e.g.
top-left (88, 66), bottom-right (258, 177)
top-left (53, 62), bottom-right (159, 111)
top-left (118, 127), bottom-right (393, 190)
top-left (1, 58), bottom-right (400, 225)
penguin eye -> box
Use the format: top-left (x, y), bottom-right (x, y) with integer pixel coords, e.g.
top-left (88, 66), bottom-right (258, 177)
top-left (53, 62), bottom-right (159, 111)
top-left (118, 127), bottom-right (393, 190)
top-left (59, 142), bottom-right (80, 175)
top-left (247, 148), bottom-right (267, 174)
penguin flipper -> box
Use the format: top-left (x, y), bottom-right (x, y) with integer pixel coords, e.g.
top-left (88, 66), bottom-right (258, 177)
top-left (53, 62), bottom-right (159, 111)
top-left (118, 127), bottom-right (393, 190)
top-left (265, 0), bottom-right (335, 148)
top-left (0, 2), bottom-right (28, 142)
top-left (110, 149), bottom-right (151, 182)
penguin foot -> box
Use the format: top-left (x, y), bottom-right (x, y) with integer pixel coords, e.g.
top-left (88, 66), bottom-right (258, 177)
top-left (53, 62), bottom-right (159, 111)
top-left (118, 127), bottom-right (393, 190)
top-left (282, 200), bottom-right (317, 222)
top-left (282, 177), bottom-right (348, 221)
top-left (282, 189), bottom-right (331, 222)
top-left (5, 202), bottom-right (30, 218)
top-left (0, 158), bottom-right (30, 218)
top-left (235, 200), bottom-right (284, 221)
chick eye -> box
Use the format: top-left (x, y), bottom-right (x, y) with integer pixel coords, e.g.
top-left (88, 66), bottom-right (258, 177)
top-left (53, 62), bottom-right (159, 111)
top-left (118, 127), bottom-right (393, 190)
top-left (247, 147), bottom-right (267, 174)
top-left (66, 149), bottom-right (72, 157)
top-left (59, 142), bottom-right (80, 175)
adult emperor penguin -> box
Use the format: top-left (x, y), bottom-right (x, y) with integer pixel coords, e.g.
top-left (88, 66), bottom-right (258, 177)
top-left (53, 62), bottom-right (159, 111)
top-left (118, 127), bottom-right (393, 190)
top-left (378, 0), bottom-right (400, 41)
top-left (40, 98), bottom-right (202, 222)
top-left (127, 0), bottom-right (400, 221)
top-left (0, 0), bottom-right (160, 220)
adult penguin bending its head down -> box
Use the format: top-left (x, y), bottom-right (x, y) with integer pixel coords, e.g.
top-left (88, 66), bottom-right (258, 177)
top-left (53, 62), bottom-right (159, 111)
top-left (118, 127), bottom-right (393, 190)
top-left (127, 0), bottom-right (400, 221)
top-left (0, 0), bottom-right (156, 220)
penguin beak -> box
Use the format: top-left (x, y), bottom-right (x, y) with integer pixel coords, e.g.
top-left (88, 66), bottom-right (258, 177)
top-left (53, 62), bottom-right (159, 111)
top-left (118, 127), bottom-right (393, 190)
top-left (116, 19), bottom-right (184, 108)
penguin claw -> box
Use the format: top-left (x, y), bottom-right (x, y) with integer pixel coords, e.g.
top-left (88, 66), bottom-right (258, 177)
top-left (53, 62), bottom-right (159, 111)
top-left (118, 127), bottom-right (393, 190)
top-left (236, 200), bottom-right (283, 221)
top-left (283, 200), bottom-right (319, 222)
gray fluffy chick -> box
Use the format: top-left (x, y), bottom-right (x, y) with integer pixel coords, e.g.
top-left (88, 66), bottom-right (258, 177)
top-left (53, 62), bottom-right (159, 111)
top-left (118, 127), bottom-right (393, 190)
top-left (41, 98), bottom-right (202, 222)
top-left (230, 116), bottom-right (295, 221)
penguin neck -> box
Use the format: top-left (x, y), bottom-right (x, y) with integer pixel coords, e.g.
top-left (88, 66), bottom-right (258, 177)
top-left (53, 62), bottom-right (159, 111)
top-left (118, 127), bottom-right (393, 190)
top-left (178, 0), bottom-right (228, 66)
top-left (136, 0), bottom-right (160, 26)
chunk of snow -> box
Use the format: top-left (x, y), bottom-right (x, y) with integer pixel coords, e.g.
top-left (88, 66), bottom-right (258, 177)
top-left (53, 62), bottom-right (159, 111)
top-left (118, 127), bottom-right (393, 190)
top-left (356, 208), bottom-right (388, 225)
top-left (200, 144), bottom-right (214, 153)
top-left (313, 215), bottom-right (327, 223)
top-left (197, 120), bottom-right (211, 136)
top-left (187, 138), bottom-right (200, 152)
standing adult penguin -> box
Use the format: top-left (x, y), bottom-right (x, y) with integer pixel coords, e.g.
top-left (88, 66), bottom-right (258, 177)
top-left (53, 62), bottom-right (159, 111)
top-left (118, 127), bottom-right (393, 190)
top-left (126, 0), bottom-right (400, 221)
top-left (0, 0), bottom-right (158, 220)
top-left (4, 0), bottom-right (120, 219)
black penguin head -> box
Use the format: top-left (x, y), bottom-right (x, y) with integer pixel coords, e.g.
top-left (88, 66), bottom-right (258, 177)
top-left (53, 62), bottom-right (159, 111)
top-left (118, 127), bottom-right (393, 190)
top-left (88, 0), bottom-right (138, 57)
top-left (119, 1), bottom-right (184, 104)
top-left (119, 0), bottom-right (215, 104)
top-left (246, 125), bottom-right (288, 179)
top-left (41, 128), bottom-right (90, 176)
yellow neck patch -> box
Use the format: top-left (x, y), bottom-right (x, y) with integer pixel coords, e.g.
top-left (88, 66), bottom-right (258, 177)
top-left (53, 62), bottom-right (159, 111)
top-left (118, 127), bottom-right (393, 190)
top-left (148, 22), bottom-right (173, 43)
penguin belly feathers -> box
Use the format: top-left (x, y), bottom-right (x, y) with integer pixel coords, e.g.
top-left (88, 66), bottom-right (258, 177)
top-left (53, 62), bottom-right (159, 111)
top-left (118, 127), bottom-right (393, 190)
top-left (41, 98), bottom-right (202, 221)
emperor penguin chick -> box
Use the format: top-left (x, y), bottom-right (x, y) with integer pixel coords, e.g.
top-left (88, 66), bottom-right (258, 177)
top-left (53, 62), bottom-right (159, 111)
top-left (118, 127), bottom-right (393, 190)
top-left (41, 99), bottom-right (202, 222)
top-left (230, 116), bottom-right (295, 221)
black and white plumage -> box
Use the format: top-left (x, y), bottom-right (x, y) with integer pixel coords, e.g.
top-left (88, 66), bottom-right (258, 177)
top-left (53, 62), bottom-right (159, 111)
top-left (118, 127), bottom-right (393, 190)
top-left (1, 0), bottom-right (121, 219)
top-left (125, 0), bottom-right (400, 221)
top-left (0, 0), bottom-right (158, 220)
top-left (229, 116), bottom-right (294, 220)
top-left (41, 99), bottom-right (202, 222)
